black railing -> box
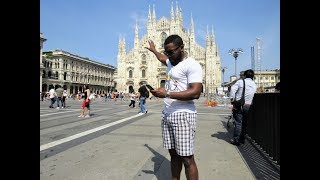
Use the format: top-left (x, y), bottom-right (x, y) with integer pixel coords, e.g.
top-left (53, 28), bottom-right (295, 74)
top-left (247, 93), bottom-right (280, 165)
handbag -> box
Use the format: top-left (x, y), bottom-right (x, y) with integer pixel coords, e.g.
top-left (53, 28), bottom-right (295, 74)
top-left (232, 79), bottom-right (245, 111)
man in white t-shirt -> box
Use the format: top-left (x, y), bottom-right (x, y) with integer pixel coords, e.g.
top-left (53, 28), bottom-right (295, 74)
top-left (62, 89), bottom-right (68, 108)
top-left (48, 87), bottom-right (56, 108)
top-left (146, 35), bottom-right (202, 180)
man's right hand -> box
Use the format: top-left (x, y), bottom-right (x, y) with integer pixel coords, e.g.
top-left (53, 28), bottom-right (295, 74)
top-left (145, 40), bottom-right (156, 52)
top-left (145, 40), bottom-right (168, 65)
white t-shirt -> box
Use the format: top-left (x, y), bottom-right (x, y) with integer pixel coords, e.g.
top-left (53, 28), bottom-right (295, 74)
top-left (129, 93), bottom-right (136, 101)
top-left (63, 90), bottom-right (68, 97)
top-left (163, 57), bottom-right (203, 113)
top-left (49, 88), bottom-right (55, 99)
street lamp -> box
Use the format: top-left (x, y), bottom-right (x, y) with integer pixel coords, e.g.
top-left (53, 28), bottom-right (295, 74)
top-left (221, 66), bottom-right (227, 84)
top-left (228, 48), bottom-right (243, 78)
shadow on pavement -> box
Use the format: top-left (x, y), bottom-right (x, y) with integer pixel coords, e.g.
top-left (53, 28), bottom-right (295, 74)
top-left (211, 120), bottom-right (234, 144)
top-left (142, 144), bottom-right (170, 180)
top-left (210, 131), bottom-right (231, 143)
top-left (218, 115), bottom-right (280, 180)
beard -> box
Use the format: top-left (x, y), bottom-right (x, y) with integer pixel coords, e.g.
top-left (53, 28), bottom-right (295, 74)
top-left (169, 53), bottom-right (183, 66)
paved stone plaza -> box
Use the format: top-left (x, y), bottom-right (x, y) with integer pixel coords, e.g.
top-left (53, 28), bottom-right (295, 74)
top-left (40, 97), bottom-right (279, 179)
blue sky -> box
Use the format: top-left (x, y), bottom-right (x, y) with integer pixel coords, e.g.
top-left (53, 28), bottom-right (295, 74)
top-left (40, 0), bottom-right (279, 82)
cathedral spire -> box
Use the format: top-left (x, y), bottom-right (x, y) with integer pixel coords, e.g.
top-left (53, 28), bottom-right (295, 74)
top-left (152, 4), bottom-right (156, 24)
top-left (179, 7), bottom-right (183, 26)
top-left (175, 1), bottom-right (180, 22)
top-left (148, 5), bottom-right (151, 22)
top-left (118, 34), bottom-right (122, 50)
top-left (118, 35), bottom-right (126, 55)
top-left (147, 4), bottom-right (153, 36)
top-left (190, 12), bottom-right (195, 42)
top-left (190, 12), bottom-right (194, 34)
top-left (122, 36), bottom-right (126, 52)
top-left (135, 19), bottom-right (139, 38)
top-left (134, 19), bottom-right (139, 49)
top-left (211, 25), bottom-right (215, 44)
top-left (206, 25), bottom-right (210, 47)
top-left (170, 1), bottom-right (175, 22)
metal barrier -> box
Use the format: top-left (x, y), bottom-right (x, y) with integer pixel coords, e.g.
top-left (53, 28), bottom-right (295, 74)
top-left (247, 92), bottom-right (280, 165)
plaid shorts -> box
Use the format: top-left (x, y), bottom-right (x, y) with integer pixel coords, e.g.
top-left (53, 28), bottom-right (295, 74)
top-left (161, 111), bottom-right (197, 156)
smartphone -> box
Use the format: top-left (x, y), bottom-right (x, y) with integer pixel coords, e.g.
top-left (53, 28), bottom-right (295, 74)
top-left (146, 84), bottom-right (154, 90)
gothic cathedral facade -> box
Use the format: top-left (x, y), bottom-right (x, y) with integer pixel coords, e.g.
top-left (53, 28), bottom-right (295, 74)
top-left (116, 3), bottom-right (221, 94)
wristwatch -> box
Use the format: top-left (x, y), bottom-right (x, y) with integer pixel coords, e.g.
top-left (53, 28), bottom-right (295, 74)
top-left (165, 91), bottom-right (170, 98)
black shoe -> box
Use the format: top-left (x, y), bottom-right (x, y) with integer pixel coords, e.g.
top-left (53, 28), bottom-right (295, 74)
top-left (145, 110), bottom-right (148, 114)
top-left (230, 139), bottom-right (240, 146)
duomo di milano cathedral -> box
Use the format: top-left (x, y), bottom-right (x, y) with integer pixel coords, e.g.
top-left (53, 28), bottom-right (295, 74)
top-left (115, 3), bottom-right (222, 93)
top-left (40, 2), bottom-right (222, 94)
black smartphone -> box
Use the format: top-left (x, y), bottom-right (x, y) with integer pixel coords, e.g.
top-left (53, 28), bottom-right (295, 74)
top-left (146, 84), bottom-right (154, 90)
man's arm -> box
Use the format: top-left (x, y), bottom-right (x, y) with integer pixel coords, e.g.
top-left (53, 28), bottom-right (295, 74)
top-left (229, 81), bottom-right (240, 102)
top-left (171, 83), bottom-right (203, 100)
top-left (87, 89), bottom-right (90, 100)
top-left (145, 40), bottom-right (168, 65)
top-left (150, 83), bottom-right (202, 100)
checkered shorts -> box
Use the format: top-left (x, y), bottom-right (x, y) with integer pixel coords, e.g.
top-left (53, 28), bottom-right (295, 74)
top-left (161, 111), bottom-right (197, 156)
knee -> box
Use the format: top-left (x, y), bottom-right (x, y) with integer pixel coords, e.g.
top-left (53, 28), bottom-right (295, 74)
top-left (182, 156), bottom-right (194, 168)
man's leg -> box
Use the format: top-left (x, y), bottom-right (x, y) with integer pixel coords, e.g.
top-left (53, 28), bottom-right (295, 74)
top-left (182, 155), bottom-right (198, 180)
top-left (139, 98), bottom-right (143, 112)
top-left (170, 112), bottom-right (198, 179)
top-left (139, 97), bottom-right (145, 113)
top-left (50, 98), bottom-right (54, 108)
top-left (57, 97), bottom-right (62, 108)
top-left (62, 96), bottom-right (66, 107)
top-left (231, 110), bottom-right (243, 145)
top-left (144, 99), bottom-right (148, 113)
top-left (169, 149), bottom-right (183, 180)
top-left (86, 107), bottom-right (90, 117)
top-left (240, 106), bottom-right (250, 143)
top-left (141, 98), bottom-right (146, 112)
top-left (79, 108), bottom-right (84, 117)
top-left (79, 101), bottom-right (85, 117)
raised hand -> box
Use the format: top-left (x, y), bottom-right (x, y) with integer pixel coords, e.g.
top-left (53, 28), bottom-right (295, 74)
top-left (145, 40), bottom-right (156, 52)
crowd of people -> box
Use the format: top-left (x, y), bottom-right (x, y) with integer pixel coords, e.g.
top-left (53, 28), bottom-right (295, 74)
top-left (40, 84), bottom-right (155, 117)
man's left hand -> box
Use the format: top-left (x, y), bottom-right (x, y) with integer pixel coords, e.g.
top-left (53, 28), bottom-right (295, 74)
top-left (150, 88), bottom-right (166, 98)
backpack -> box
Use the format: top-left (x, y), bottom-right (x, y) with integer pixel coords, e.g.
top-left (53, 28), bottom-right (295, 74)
top-left (145, 90), bottom-right (150, 98)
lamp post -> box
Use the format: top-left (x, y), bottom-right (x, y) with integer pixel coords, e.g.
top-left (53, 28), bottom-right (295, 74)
top-left (221, 66), bottom-right (227, 83)
top-left (221, 67), bottom-right (227, 95)
top-left (228, 48), bottom-right (243, 78)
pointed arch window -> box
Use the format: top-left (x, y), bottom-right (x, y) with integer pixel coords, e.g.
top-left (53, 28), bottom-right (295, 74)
top-left (129, 70), bottom-right (133, 78)
top-left (142, 69), bottom-right (146, 78)
top-left (141, 54), bottom-right (146, 64)
top-left (160, 32), bottom-right (167, 48)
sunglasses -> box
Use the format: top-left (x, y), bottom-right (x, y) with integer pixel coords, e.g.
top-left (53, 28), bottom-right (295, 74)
top-left (163, 45), bottom-right (181, 57)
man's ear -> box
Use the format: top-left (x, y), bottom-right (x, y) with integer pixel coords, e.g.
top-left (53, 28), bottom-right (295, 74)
top-left (181, 44), bottom-right (184, 49)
